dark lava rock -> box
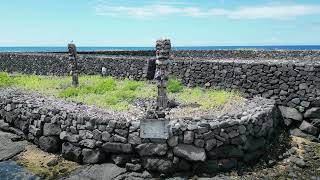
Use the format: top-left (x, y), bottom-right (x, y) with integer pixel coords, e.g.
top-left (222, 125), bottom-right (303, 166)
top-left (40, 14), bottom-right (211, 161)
top-left (290, 128), bottom-right (318, 142)
top-left (47, 159), bottom-right (59, 167)
top-left (43, 123), bottom-right (61, 136)
top-left (305, 108), bottom-right (320, 119)
top-left (125, 163), bottom-right (142, 172)
top-left (299, 121), bottom-right (319, 136)
top-left (39, 136), bottom-right (61, 153)
top-left (243, 137), bottom-right (266, 152)
top-left (102, 142), bottom-right (133, 153)
top-left (82, 148), bottom-right (104, 164)
top-left (173, 144), bottom-right (206, 161)
top-left (136, 143), bottom-right (167, 156)
top-left (0, 120), bottom-right (9, 131)
top-left (290, 157), bottom-right (306, 168)
top-left (142, 157), bottom-right (173, 173)
top-left (111, 154), bottom-right (133, 165)
top-left (278, 106), bottom-right (303, 121)
top-left (62, 142), bottom-right (82, 163)
top-left (311, 119), bottom-right (320, 127)
top-left (208, 145), bottom-right (244, 160)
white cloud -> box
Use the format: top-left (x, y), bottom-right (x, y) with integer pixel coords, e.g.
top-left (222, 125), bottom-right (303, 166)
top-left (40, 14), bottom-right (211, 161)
top-left (228, 5), bottom-right (320, 20)
top-left (95, 3), bottom-right (320, 20)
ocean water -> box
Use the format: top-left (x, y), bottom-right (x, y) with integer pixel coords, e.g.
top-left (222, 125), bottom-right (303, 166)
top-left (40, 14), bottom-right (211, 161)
top-left (0, 160), bottom-right (39, 180)
top-left (0, 45), bottom-right (320, 52)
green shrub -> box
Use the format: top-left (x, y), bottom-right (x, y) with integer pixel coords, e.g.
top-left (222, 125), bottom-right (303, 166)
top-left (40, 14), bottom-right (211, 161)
top-left (0, 72), bottom-right (13, 87)
top-left (168, 78), bottom-right (183, 93)
top-left (94, 77), bottom-right (116, 94)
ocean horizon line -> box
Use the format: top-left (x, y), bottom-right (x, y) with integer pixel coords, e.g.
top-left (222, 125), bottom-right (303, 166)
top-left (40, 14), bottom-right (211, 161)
top-left (1, 45), bottom-right (320, 52)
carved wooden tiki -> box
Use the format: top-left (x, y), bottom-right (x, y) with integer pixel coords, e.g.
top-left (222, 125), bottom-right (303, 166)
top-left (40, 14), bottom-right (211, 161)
top-left (68, 42), bottom-right (79, 87)
top-left (155, 39), bottom-right (171, 110)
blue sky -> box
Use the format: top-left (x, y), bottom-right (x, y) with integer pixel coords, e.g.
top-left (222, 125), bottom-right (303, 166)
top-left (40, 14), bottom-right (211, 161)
top-left (0, 0), bottom-right (320, 46)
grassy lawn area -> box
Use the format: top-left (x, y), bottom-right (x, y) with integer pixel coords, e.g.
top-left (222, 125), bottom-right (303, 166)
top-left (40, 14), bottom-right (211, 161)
top-left (0, 72), bottom-right (242, 111)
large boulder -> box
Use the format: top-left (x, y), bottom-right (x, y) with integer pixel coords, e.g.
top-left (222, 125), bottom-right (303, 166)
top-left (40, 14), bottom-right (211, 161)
top-left (82, 148), bottom-right (104, 164)
top-left (62, 142), bottom-right (82, 163)
top-left (136, 143), bottom-right (167, 156)
top-left (278, 106), bottom-right (303, 121)
top-left (39, 136), bottom-right (61, 153)
top-left (304, 108), bottom-right (320, 119)
top-left (43, 123), bottom-right (61, 136)
top-left (102, 142), bottom-right (133, 153)
top-left (299, 121), bottom-right (319, 136)
top-left (173, 144), bottom-right (206, 161)
top-left (142, 157), bottom-right (173, 173)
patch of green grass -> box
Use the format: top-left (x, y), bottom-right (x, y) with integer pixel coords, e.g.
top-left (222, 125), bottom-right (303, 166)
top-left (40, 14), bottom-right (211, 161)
top-left (172, 88), bottom-right (241, 109)
top-left (167, 78), bottom-right (183, 93)
top-left (94, 77), bottom-right (117, 94)
top-left (0, 72), bottom-right (13, 87)
top-left (0, 72), bottom-right (242, 111)
top-left (59, 87), bottom-right (80, 97)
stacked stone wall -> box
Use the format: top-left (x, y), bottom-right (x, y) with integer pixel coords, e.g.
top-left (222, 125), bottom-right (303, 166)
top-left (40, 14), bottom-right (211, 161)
top-left (0, 89), bottom-right (279, 174)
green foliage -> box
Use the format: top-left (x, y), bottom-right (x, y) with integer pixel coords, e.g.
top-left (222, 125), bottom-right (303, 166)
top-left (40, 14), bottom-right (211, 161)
top-left (94, 77), bottom-right (116, 94)
top-left (167, 78), bottom-right (183, 93)
top-left (121, 79), bottom-right (143, 91)
top-left (59, 87), bottom-right (80, 98)
top-left (0, 72), bottom-right (13, 87)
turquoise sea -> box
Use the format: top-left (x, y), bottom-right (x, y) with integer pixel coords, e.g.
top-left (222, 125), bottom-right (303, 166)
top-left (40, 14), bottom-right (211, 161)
top-left (0, 45), bottom-right (320, 52)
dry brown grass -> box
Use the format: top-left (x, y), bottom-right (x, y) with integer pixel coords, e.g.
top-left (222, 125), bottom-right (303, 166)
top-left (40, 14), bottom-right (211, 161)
top-left (15, 145), bottom-right (80, 179)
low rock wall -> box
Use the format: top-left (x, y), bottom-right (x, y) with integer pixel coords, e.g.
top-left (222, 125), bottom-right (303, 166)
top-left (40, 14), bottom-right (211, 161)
top-left (0, 53), bottom-right (146, 79)
top-left (0, 88), bottom-right (280, 174)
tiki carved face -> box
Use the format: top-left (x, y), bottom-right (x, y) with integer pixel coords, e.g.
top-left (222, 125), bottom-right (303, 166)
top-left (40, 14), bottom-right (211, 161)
top-left (156, 39), bottom-right (171, 60)
top-left (68, 43), bottom-right (77, 57)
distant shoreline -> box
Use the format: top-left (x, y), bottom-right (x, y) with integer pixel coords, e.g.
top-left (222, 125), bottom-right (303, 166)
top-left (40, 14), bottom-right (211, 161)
top-left (0, 45), bottom-right (320, 52)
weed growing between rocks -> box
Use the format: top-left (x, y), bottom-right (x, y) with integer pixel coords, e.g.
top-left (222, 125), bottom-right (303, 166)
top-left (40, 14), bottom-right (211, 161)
top-left (0, 72), bottom-right (242, 111)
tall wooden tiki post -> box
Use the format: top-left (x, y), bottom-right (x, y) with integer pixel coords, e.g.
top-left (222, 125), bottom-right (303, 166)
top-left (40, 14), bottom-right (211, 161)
top-left (155, 39), bottom-right (171, 110)
top-left (68, 42), bottom-right (79, 87)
